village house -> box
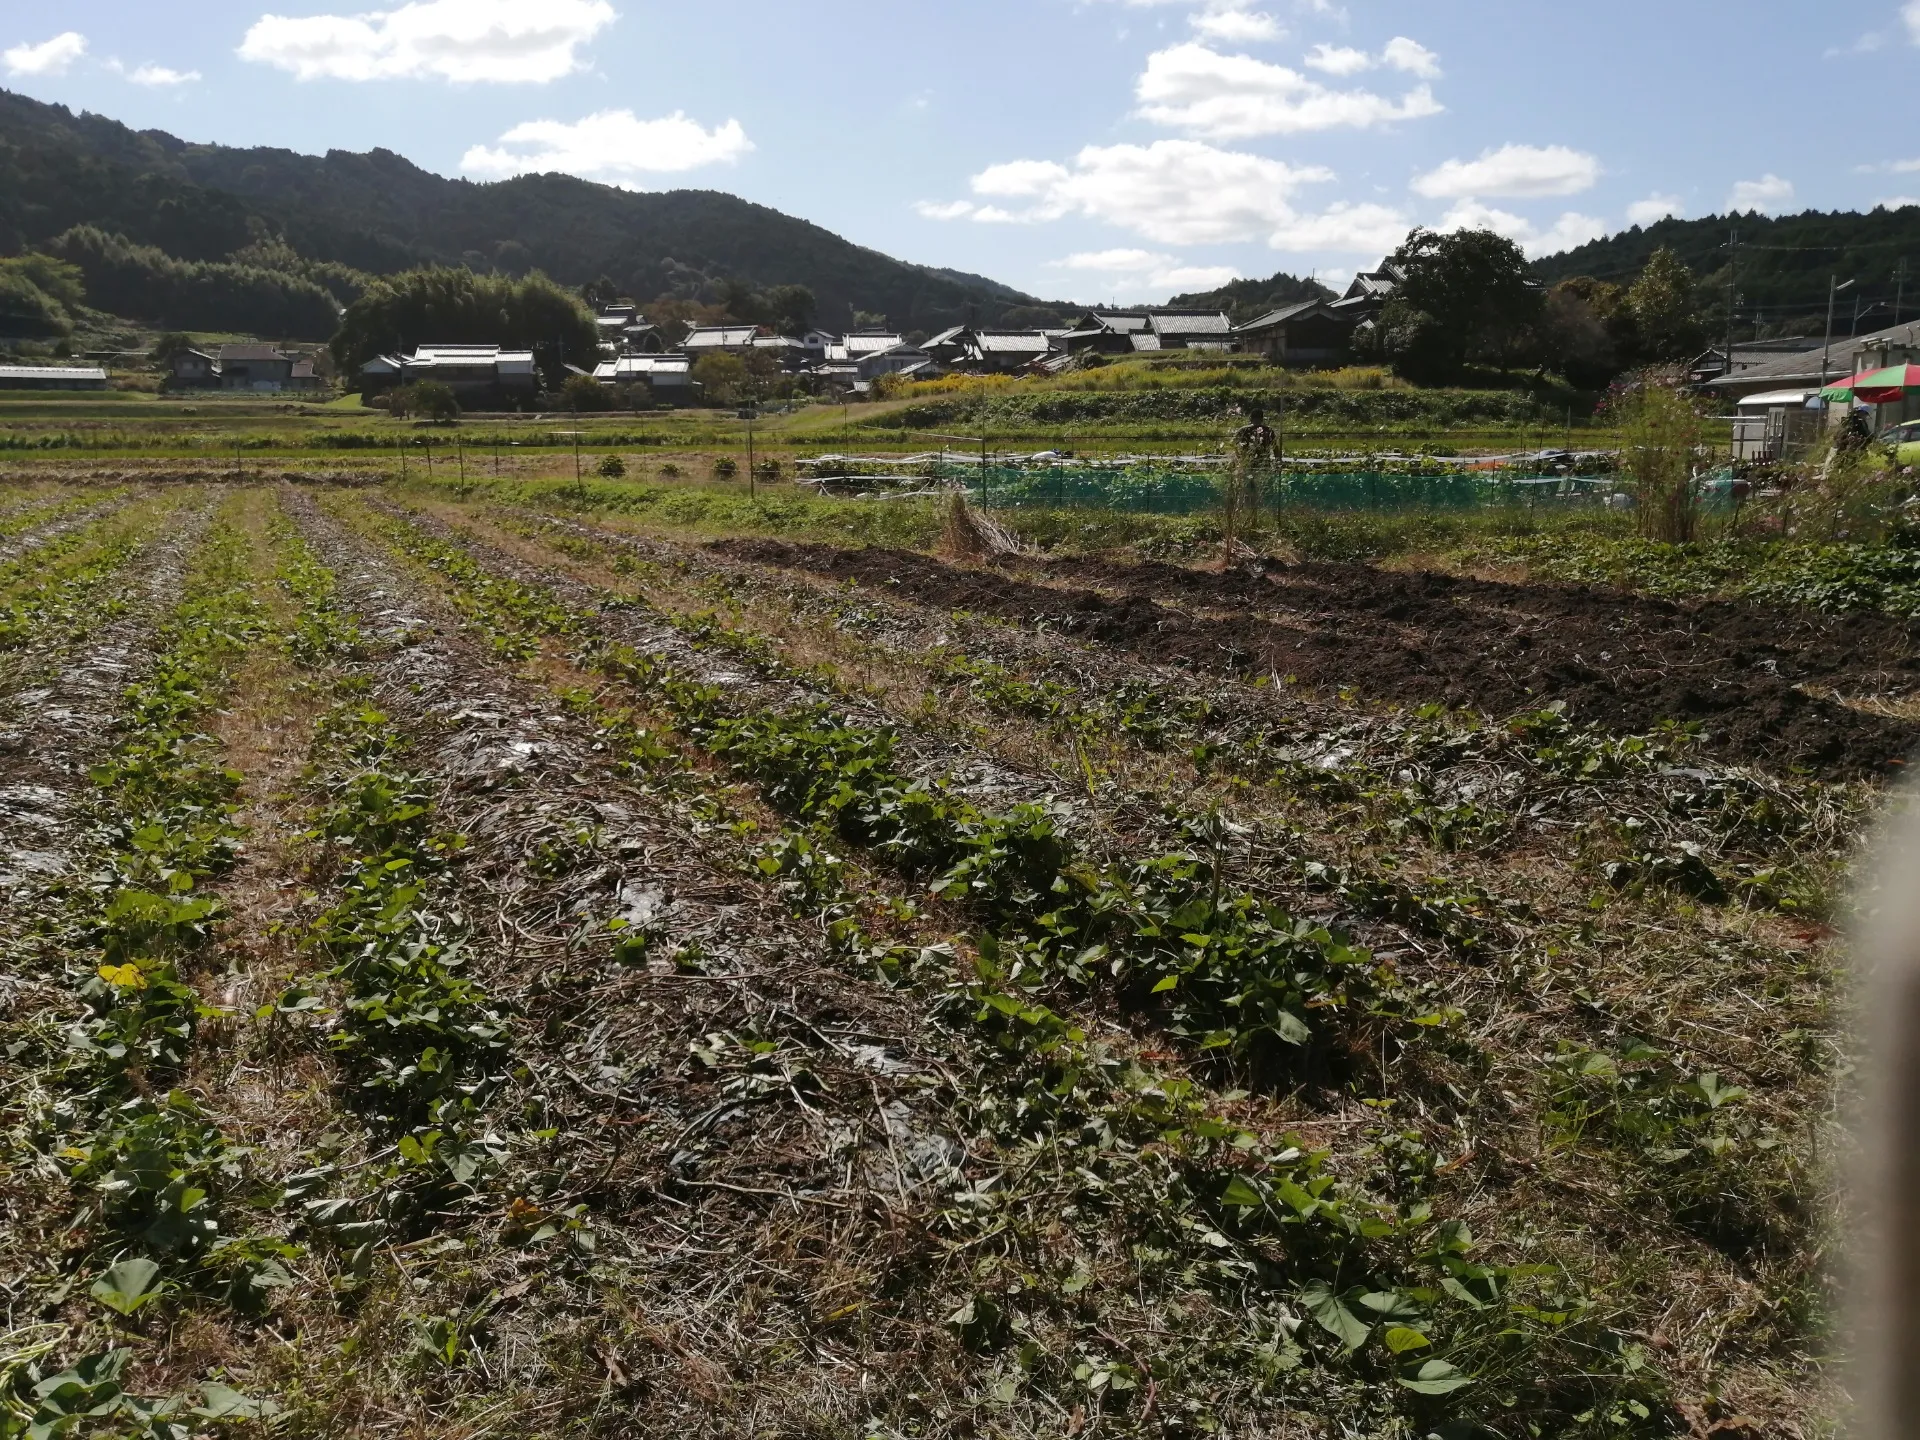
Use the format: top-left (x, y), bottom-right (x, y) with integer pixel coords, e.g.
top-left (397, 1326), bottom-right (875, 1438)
top-left (1063, 308), bottom-right (1236, 354)
top-left (924, 327), bottom-right (1059, 374)
top-left (1234, 299), bottom-right (1358, 367)
top-left (360, 344), bottom-right (539, 402)
top-left (682, 325), bottom-right (765, 358)
top-left (594, 352), bottom-right (695, 399)
top-left (169, 344), bottom-right (319, 393)
top-left (596, 305), bottom-right (667, 356)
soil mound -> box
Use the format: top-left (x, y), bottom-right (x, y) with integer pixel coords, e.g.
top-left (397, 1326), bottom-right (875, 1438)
top-left (712, 538), bottom-right (1920, 780)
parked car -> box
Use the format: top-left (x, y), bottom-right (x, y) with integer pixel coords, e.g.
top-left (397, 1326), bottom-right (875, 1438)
top-left (1883, 419), bottom-right (1920, 466)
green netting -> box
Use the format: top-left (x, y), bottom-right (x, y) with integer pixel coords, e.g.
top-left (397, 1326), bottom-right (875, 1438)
top-left (932, 463), bottom-right (1599, 517)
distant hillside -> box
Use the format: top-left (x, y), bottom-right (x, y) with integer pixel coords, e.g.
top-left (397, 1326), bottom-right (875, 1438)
top-left (0, 88), bottom-right (1037, 336)
top-left (1169, 270), bottom-right (1334, 324)
top-left (1535, 208), bottom-right (1920, 338)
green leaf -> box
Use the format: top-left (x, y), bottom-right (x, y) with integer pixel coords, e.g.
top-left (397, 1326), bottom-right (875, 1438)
top-left (1220, 1176), bottom-right (1265, 1208)
top-left (1301, 1280), bottom-right (1371, 1351)
top-left (1397, 1358), bottom-right (1471, 1395)
top-left (1151, 976), bottom-right (1179, 994)
top-left (1384, 1326), bottom-right (1432, 1355)
top-left (1274, 1009), bottom-right (1312, 1046)
top-left (90, 1259), bottom-right (164, 1316)
top-left (1688, 1071), bottom-right (1747, 1109)
top-left (193, 1382), bottom-right (280, 1420)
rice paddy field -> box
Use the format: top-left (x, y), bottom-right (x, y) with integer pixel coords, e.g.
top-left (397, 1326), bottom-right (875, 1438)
top-left (0, 462), bottom-right (1904, 1439)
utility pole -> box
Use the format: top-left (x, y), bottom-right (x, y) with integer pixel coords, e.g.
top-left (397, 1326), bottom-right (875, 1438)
top-left (746, 402), bottom-right (757, 501)
top-left (1723, 225), bottom-right (1739, 383)
top-left (1823, 275), bottom-right (1856, 396)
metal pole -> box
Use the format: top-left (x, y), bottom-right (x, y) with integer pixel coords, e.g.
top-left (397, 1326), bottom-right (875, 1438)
top-left (1273, 398), bottom-right (1285, 529)
top-left (458, 439), bottom-right (465, 484)
top-left (574, 431), bottom-right (582, 486)
top-left (1723, 225), bottom-right (1739, 383)
top-left (1823, 275), bottom-right (1838, 392)
top-left (747, 408), bottom-right (756, 500)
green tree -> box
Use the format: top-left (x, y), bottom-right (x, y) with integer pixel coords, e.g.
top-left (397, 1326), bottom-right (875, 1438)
top-left (580, 275), bottom-right (621, 310)
top-left (1380, 228), bottom-right (1542, 383)
top-left (691, 351), bottom-right (748, 406)
top-left (330, 267), bottom-right (598, 385)
top-left (1627, 247), bottom-right (1705, 362)
top-left (1540, 277), bottom-right (1638, 388)
top-left (393, 380), bottom-right (460, 423)
top-left (150, 333), bottom-right (199, 367)
top-left (561, 372), bottom-right (613, 412)
top-left (762, 284), bottom-right (816, 336)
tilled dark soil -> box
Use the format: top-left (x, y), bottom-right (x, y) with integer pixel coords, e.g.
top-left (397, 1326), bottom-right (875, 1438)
top-left (712, 539), bottom-right (1920, 779)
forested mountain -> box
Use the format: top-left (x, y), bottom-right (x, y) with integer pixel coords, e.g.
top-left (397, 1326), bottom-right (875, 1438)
top-left (1535, 208), bottom-right (1920, 338)
top-left (0, 87), bottom-right (1036, 336)
top-left (1168, 269), bottom-right (1335, 324)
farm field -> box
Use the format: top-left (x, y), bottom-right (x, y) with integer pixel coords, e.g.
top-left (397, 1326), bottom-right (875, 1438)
top-left (0, 466), bottom-right (1900, 1438)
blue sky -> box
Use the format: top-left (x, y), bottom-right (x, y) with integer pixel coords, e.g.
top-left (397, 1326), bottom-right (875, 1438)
top-left (7, 0), bottom-right (1920, 303)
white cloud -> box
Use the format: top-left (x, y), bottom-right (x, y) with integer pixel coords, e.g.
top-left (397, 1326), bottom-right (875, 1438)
top-left (1728, 173), bottom-right (1794, 213)
top-left (1438, 200), bottom-right (1607, 259)
top-left (1269, 201), bottom-right (1411, 254)
top-left (1059, 249), bottom-right (1170, 271)
top-left (1413, 144), bottom-right (1601, 199)
top-left (925, 139), bottom-right (1334, 246)
top-left (914, 199), bottom-right (978, 222)
top-left (1905, 0), bottom-right (1920, 42)
top-left (1303, 43), bottom-right (1371, 75)
top-left (1626, 193), bottom-right (1684, 226)
top-left (1381, 37), bottom-right (1442, 78)
top-left (1878, 196), bottom-right (1920, 211)
top-left (1051, 249), bottom-right (1240, 303)
top-left (1192, 7), bottom-right (1282, 42)
top-left (1135, 42), bottom-right (1441, 139)
top-left (1300, 35), bottom-right (1439, 80)
top-left (461, 110), bottom-right (752, 184)
top-left (973, 159), bottom-right (1074, 200)
top-left (106, 59), bottom-right (201, 86)
top-left (5, 32), bottom-right (87, 77)
top-left (239, 0), bottom-right (614, 83)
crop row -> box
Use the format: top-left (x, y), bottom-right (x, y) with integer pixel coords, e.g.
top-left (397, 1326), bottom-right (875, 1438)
top-left (17, 511), bottom-right (281, 1435)
top-left (489, 505), bottom-right (1843, 921)
top-left (271, 518), bottom-right (520, 1257)
top-left (337, 498), bottom-right (1684, 1425)
top-left (0, 508), bottom-right (161, 656)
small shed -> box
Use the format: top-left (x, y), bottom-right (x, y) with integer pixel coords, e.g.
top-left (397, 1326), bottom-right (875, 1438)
top-left (1731, 389), bottom-right (1819, 463)
top-left (0, 365), bottom-right (109, 391)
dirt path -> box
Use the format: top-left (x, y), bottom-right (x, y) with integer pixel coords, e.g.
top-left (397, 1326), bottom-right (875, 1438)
top-left (713, 538), bottom-right (1920, 778)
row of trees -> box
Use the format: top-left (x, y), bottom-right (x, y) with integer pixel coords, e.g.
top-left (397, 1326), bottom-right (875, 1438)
top-left (1373, 229), bottom-right (1708, 388)
top-left (40, 226), bottom-right (342, 338)
top-left (329, 268), bottom-right (600, 383)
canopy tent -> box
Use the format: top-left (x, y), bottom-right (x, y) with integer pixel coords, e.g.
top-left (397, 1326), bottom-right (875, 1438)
top-left (1820, 363), bottom-right (1920, 405)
